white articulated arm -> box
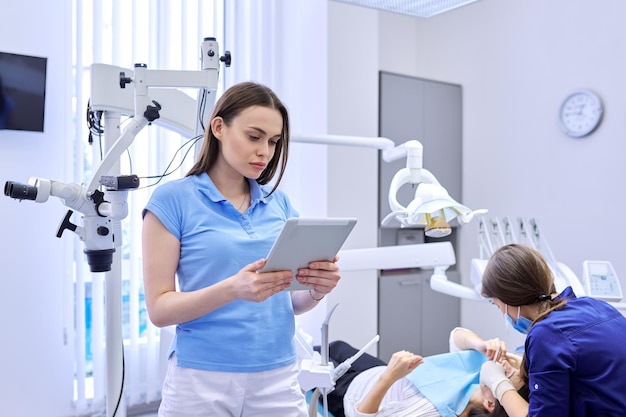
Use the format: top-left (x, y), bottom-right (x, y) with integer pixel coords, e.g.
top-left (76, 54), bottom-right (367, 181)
top-left (87, 113), bottom-right (153, 192)
top-left (430, 268), bottom-right (485, 302)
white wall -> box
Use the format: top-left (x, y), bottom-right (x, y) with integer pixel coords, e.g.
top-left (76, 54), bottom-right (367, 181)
top-left (325, 4), bottom-right (381, 349)
top-left (327, 0), bottom-right (626, 348)
top-left (265, 0), bottom-right (333, 344)
top-left (0, 0), bottom-right (75, 416)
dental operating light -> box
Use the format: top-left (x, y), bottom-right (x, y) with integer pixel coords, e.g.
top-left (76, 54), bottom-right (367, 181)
top-left (291, 135), bottom-right (487, 237)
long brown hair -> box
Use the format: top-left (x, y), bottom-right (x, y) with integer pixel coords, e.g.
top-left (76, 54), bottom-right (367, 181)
top-left (186, 81), bottom-right (290, 196)
top-left (481, 243), bottom-right (567, 383)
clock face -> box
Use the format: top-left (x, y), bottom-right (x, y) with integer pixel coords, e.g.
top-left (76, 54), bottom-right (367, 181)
top-left (559, 90), bottom-right (603, 138)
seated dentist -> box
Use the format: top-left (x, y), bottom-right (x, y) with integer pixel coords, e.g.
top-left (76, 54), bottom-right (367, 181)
top-left (479, 244), bottom-right (626, 417)
top-left (315, 327), bottom-right (525, 417)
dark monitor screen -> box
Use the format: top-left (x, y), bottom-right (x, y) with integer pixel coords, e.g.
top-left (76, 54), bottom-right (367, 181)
top-left (0, 51), bottom-right (47, 132)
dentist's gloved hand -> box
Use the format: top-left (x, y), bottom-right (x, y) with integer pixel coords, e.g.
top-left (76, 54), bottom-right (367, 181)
top-left (480, 361), bottom-right (516, 402)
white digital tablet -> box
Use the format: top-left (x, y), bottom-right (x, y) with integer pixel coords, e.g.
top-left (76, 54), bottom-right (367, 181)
top-left (259, 217), bottom-right (357, 291)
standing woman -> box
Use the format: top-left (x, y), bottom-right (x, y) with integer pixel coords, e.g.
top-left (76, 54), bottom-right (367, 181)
top-left (142, 82), bottom-right (340, 417)
top-left (479, 243), bottom-right (626, 417)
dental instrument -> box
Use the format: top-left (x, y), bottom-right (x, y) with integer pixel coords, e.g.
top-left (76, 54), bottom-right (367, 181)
top-left (492, 345), bottom-right (501, 363)
top-left (333, 334), bottom-right (381, 381)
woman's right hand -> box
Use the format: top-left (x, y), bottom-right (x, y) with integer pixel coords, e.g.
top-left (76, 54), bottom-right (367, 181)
top-left (231, 259), bottom-right (293, 302)
top-left (480, 361), bottom-right (515, 402)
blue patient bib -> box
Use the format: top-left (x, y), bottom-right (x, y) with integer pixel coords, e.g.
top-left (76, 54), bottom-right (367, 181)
top-left (406, 350), bottom-right (486, 417)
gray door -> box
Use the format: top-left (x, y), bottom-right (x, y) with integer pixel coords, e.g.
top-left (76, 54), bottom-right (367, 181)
top-left (378, 72), bottom-right (463, 227)
top-left (377, 71), bottom-right (462, 361)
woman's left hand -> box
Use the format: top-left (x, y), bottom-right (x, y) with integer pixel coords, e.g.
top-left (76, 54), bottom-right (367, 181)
top-left (296, 255), bottom-right (340, 298)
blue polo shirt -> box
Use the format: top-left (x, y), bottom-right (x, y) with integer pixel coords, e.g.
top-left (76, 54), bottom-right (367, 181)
top-left (144, 172), bottom-right (299, 372)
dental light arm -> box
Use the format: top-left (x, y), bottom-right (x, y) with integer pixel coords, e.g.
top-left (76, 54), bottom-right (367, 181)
top-left (337, 241), bottom-right (485, 301)
top-left (382, 139), bottom-right (425, 183)
top-left (430, 267), bottom-right (485, 301)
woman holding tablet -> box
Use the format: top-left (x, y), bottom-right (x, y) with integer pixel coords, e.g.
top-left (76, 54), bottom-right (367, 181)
top-left (142, 82), bottom-right (342, 417)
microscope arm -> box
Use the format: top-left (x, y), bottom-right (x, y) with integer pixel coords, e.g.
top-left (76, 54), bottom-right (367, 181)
top-left (86, 108), bottom-right (154, 192)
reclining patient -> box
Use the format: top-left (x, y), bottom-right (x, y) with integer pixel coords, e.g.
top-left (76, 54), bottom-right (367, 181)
top-left (316, 328), bottom-right (527, 417)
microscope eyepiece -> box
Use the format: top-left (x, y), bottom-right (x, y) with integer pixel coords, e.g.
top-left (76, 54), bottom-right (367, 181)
top-left (4, 181), bottom-right (38, 201)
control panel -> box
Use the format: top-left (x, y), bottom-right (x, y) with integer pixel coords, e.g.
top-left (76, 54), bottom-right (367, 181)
top-left (582, 261), bottom-right (622, 302)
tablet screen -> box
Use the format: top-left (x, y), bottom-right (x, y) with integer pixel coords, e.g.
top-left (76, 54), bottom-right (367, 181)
top-left (259, 217), bottom-right (357, 291)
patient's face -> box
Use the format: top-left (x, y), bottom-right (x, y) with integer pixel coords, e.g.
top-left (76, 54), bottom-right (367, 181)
top-left (479, 383), bottom-right (497, 405)
top-left (462, 386), bottom-right (495, 416)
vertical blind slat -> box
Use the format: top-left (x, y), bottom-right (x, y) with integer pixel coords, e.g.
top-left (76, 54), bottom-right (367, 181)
top-left (73, 0), bottom-right (87, 410)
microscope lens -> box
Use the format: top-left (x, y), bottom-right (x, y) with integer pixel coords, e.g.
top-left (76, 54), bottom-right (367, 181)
top-left (4, 181), bottom-right (37, 200)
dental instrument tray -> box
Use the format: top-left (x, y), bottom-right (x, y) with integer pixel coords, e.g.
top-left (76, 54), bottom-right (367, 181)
top-left (259, 217), bottom-right (357, 291)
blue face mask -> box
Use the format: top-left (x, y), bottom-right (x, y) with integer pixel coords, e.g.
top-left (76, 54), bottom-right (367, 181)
top-left (505, 305), bottom-right (532, 334)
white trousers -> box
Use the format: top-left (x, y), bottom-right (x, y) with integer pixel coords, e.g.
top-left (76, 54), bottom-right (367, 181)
top-left (158, 354), bottom-right (308, 417)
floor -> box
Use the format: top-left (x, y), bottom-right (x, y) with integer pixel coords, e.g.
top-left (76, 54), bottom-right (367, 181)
top-left (126, 401), bottom-right (159, 416)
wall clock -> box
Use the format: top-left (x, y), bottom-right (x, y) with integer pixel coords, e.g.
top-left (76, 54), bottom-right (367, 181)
top-left (559, 89), bottom-right (603, 138)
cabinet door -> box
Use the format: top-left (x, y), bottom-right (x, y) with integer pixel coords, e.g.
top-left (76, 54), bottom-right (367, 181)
top-left (378, 271), bottom-right (424, 362)
top-left (377, 72), bottom-right (462, 361)
top-left (420, 270), bottom-right (461, 356)
top-left (378, 270), bottom-right (461, 361)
